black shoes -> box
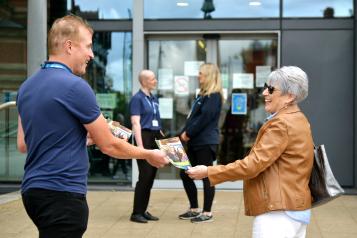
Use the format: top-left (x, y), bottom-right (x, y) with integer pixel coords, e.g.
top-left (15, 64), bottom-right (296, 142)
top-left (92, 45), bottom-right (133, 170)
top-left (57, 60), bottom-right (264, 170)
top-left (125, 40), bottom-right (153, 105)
top-left (130, 211), bottom-right (159, 223)
top-left (143, 211), bottom-right (159, 221)
top-left (178, 210), bottom-right (201, 220)
top-left (191, 214), bottom-right (213, 223)
top-left (130, 214), bottom-right (147, 223)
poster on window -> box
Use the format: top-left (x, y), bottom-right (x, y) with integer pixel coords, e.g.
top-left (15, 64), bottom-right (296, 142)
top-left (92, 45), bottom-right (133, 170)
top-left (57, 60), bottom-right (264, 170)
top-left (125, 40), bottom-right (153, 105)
top-left (96, 93), bottom-right (116, 109)
top-left (174, 76), bottom-right (189, 96)
top-left (256, 66), bottom-right (271, 87)
top-left (232, 73), bottom-right (254, 89)
top-left (158, 97), bottom-right (173, 119)
top-left (221, 73), bottom-right (229, 89)
top-left (158, 68), bottom-right (173, 90)
top-left (184, 61), bottom-right (204, 76)
top-left (231, 93), bottom-right (247, 115)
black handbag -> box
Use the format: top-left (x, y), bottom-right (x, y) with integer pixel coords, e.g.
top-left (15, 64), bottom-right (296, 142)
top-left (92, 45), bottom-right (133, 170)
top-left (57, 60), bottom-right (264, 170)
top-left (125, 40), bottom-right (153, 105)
top-left (309, 144), bottom-right (344, 207)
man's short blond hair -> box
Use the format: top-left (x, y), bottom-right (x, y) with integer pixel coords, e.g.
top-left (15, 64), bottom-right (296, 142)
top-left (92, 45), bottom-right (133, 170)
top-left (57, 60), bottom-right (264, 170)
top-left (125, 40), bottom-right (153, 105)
top-left (48, 15), bottom-right (93, 55)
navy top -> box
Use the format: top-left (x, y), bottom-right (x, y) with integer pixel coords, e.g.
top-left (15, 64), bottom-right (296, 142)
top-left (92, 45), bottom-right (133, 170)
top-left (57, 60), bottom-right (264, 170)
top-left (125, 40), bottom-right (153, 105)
top-left (183, 92), bottom-right (222, 147)
top-left (17, 61), bottom-right (101, 194)
top-left (129, 89), bottom-right (161, 130)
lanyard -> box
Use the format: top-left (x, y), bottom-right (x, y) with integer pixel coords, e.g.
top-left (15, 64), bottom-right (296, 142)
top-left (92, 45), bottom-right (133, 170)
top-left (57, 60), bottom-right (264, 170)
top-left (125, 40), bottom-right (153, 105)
top-left (144, 96), bottom-right (157, 115)
top-left (187, 96), bottom-right (201, 118)
top-left (41, 62), bottom-right (72, 74)
top-left (191, 96), bottom-right (201, 111)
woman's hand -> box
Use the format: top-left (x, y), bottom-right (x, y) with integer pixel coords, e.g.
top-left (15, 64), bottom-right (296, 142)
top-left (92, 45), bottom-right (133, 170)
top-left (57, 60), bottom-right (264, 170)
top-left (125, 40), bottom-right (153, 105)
top-left (180, 131), bottom-right (190, 142)
top-left (186, 165), bottom-right (208, 179)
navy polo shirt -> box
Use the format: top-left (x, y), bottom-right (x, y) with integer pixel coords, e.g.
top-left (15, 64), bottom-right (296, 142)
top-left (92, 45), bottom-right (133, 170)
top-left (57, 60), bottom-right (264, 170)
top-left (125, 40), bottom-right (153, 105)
top-left (17, 61), bottom-right (101, 194)
top-left (129, 89), bottom-right (161, 130)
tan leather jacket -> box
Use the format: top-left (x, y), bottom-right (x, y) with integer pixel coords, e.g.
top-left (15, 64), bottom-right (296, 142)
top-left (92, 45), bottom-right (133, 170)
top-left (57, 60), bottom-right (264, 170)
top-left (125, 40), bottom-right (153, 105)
top-left (208, 106), bottom-right (314, 216)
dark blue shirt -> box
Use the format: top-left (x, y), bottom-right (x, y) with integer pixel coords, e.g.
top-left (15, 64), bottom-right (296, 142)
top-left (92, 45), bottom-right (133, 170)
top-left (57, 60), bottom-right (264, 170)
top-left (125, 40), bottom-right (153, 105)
top-left (183, 92), bottom-right (222, 147)
top-left (129, 89), bottom-right (161, 130)
top-left (17, 61), bottom-right (101, 194)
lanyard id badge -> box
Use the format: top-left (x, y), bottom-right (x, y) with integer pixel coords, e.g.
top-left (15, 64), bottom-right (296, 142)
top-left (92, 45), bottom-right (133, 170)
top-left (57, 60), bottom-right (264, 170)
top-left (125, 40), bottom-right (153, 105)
top-left (145, 96), bottom-right (159, 127)
top-left (152, 120), bottom-right (159, 127)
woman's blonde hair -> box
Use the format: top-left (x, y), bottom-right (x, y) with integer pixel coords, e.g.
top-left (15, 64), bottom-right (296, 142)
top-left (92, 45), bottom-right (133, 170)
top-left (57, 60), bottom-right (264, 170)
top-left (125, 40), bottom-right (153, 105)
top-left (199, 63), bottom-right (224, 102)
top-left (48, 15), bottom-right (93, 55)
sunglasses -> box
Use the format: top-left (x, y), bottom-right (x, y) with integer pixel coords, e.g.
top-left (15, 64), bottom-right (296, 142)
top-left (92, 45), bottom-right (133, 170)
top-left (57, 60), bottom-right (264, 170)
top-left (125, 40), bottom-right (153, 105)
top-left (263, 83), bottom-right (278, 94)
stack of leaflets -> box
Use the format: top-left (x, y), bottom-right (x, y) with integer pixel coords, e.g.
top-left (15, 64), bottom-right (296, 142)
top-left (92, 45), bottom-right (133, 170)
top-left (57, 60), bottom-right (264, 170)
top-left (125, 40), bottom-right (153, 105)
top-left (107, 119), bottom-right (132, 140)
top-left (155, 137), bottom-right (191, 170)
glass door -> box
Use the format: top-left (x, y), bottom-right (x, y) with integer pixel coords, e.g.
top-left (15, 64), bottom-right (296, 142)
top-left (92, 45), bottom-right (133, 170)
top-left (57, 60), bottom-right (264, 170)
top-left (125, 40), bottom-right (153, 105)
top-left (218, 36), bottom-right (278, 165)
top-left (147, 37), bottom-right (206, 184)
top-left (146, 33), bottom-right (279, 188)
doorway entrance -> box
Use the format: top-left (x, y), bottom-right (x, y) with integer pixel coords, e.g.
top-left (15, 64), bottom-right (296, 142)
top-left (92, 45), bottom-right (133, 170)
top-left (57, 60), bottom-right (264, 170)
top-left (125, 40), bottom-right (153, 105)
top-left (140, 32), bottom-right (279, 188)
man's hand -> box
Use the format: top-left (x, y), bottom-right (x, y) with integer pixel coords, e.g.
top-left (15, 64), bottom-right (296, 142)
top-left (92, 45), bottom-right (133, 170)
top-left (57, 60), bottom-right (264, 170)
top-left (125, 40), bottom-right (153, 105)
top-left (146, 149), bottom-right (169, 168)
top-left (186, 165), bottom-right (208, 179)
top-left (86, 133), bottom-right (95, 146)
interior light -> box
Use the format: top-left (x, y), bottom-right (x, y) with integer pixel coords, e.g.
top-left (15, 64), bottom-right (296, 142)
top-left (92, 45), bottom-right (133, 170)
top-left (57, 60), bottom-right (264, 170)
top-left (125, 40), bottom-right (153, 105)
top-left (249, 1), bottom-right (261, 6)
top-left (177, 2), bottom-right (189, 7)
top-left (198, 40), bottom-right (205, 49)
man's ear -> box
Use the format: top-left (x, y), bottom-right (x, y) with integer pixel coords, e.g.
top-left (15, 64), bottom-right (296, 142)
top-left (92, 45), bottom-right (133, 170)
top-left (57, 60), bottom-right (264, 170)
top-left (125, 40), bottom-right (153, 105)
top-left (64, 40), bottom-right (72, 54)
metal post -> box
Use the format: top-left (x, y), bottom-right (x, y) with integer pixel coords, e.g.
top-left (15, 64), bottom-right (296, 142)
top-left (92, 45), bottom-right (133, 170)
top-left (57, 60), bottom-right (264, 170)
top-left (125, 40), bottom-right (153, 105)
top-left (27, 0), bottom-right (47, 77)
top-left (131, 0), bottom-right (144, 187)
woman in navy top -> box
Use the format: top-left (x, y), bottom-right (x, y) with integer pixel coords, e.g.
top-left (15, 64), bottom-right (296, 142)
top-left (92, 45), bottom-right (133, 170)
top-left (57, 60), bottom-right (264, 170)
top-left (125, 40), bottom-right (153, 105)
top-left (178, 63), bottom-right (223, 223)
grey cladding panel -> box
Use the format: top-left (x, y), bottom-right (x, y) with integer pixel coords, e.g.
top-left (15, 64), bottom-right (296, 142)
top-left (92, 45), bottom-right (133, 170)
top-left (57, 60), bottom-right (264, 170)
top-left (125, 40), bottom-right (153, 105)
top-left (282, 30), bottom-right (354, 186)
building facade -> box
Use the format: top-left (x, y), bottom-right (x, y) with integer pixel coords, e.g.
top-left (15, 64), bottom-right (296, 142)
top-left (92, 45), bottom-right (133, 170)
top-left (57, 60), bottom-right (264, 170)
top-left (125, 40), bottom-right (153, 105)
top-left (0, 0), bottom-right (356, 189)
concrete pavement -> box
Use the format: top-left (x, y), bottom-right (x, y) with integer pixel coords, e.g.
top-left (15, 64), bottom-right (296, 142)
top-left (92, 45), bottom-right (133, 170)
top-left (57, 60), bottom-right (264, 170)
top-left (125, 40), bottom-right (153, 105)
top-left (0, 189), bottom-right (357, 238)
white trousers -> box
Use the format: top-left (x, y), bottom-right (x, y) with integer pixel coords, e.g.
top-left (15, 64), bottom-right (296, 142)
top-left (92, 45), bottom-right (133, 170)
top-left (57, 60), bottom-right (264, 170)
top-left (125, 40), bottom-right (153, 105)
top-left (252, 211), bottom-right (307, 238)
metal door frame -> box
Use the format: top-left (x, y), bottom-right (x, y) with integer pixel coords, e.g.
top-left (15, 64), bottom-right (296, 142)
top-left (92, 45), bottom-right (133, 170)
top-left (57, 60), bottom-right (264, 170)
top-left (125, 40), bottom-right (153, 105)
top-left (132, 30), bottom-right (280, 189)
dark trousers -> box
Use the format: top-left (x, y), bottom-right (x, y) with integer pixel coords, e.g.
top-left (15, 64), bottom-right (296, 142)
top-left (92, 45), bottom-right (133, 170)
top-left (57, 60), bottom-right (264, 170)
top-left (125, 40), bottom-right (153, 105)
top-left (132, 130), bottom-right (161, 215)
top-left (180, 145), bottom-right (216, 212)
top-left (22, 188), bottom-right (88, 238)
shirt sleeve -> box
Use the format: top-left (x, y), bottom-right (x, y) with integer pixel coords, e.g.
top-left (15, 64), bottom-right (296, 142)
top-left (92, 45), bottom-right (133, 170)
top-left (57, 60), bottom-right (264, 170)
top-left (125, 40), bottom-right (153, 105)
top-left (130, 95), bottom-right (142, 116)
top-left (207, 118), bottom-right (289, 186)
top-left (57, 79), bottom-right (101, 124)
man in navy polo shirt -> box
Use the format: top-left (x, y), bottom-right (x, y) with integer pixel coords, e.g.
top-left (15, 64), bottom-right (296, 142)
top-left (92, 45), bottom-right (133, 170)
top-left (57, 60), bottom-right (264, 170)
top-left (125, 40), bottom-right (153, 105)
top-left (16, 15), bottom-right (168, 238)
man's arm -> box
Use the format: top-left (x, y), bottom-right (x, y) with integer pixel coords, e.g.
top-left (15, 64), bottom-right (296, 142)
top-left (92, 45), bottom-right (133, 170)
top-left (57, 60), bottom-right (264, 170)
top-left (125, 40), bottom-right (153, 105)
top-left (131, 115), bottom-right (143, 147)
top-left (84, 114), bottom-right (168, 168)
top-left (17, 116), bottom-right (27, 153)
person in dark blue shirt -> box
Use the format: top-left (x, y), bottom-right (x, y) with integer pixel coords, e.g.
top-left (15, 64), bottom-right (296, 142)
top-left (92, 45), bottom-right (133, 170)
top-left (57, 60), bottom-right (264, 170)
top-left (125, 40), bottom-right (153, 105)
top-left (129, 70), bottom-right (164, 223)
top-left (17, 15), bottom-right (168, 238)
top-left (178, 63), bottom-right (223, 223)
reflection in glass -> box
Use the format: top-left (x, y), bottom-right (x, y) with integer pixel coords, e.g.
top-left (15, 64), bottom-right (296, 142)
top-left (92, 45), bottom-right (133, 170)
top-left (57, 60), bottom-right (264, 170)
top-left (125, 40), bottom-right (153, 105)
top-left (283, 0), bottom-right (353, 18)
top-left (145, 0), bottom-right (279, 19)
top-left (148, 39), bottom-right (206, 179)
top-left (67, 0), bottom-right (133, 19)
top-left (84, 32), bottom-right (133, 183)
top-left (201, 0), bottom-right (215, 19)
top-left (218, 38), bottom-right (278, 165)
top-left (0, 0), bottom-right (27, 180)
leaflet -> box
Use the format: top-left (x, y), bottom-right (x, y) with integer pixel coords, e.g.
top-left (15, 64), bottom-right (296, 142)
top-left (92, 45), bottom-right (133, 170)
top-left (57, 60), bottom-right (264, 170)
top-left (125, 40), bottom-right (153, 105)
top-left (155, 137), bottom-right (191, 170)
top-left (107, 119), bottom-right (132, 140)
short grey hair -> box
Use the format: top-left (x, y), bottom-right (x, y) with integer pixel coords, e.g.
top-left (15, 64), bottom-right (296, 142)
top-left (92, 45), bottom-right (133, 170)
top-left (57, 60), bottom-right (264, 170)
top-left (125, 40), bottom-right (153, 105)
top-left (267, 66), bottom-right (309, 103)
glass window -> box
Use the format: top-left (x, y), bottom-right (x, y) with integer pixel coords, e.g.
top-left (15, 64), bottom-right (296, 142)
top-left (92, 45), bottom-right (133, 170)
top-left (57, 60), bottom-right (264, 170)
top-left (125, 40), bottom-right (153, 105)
top-left (218, 38), bottom-right (278, 165)
top-left (284, 0), bottom-right (354, 18)
top-left (85, 32), bottom-right (133, 183)
top-left (145, 0), bottom-right (279, 19)
top-left (67, 0), bottom-right (133, 19)
top-left (0, 0), bottom-right (27, 180)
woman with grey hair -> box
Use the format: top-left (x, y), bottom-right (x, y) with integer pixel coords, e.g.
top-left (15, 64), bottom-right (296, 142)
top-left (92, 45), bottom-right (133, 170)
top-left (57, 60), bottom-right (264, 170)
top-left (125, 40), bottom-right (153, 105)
top-left (187, 66), bottom-right (314, 238)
